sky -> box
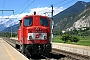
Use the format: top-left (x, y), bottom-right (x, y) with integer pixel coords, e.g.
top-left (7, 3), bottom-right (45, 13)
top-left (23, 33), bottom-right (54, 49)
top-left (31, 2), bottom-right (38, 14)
top-left (0, 0), bottom-right (90, 19)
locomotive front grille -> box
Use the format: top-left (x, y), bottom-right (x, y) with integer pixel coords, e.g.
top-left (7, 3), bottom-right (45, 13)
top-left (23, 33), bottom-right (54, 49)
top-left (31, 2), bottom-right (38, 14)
top-left (28, 33), bottom-right (47, 40)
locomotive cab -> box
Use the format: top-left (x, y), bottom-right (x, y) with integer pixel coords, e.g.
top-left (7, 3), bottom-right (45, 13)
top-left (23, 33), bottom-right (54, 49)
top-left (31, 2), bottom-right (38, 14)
top-left (17, 12), bottom-right (51, 56)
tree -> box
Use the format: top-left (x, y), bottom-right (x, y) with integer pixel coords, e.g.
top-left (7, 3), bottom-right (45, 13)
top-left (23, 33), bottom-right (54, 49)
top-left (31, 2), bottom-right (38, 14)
top-left (61, 34), bottom-right (70, 43)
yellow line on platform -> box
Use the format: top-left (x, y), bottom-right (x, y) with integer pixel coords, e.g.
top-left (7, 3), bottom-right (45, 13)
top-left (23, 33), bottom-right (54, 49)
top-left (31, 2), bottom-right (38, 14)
top-left (2, 40), bottom-right (15, 60)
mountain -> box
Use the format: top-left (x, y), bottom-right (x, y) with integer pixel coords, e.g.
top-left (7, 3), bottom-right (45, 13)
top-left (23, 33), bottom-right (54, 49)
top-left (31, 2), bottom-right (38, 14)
top-left (53, 1), bottom-right (90, 30)
top-left (2, 24), bottom-right (19, 33)
top-left (2, 1), bottom-right (90, 33)
top-left (0, 18), bottom-right (19, 31)
top-left (67, 3), bottom-right (90, 31)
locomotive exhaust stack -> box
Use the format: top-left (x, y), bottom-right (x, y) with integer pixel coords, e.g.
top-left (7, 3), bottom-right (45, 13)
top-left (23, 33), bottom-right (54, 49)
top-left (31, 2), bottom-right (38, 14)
top-left (34, 11), bottom-right (36, 15)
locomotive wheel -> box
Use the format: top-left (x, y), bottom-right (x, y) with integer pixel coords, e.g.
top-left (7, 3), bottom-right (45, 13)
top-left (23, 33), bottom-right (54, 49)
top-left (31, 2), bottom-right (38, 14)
top-left (25, 45), bottom-right (31, 58)
top-left (20, 44), bottom-right (25, 54)
top-left (44, 43), bottom-right (51, 56)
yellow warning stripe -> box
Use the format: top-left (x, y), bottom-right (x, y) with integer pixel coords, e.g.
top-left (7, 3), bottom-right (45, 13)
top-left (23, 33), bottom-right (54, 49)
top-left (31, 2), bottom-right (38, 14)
top-left (2, 40), bottom-right (15, 60)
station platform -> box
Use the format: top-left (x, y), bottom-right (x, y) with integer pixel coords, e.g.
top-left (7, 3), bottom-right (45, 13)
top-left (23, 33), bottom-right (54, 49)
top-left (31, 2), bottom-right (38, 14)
top-left (0, 38), bottom-right (29, 60)
top-left (52, 43), bottom-right (90, 56)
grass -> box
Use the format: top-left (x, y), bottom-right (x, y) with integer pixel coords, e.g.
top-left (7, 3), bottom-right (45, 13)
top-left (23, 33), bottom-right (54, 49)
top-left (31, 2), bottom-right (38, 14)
top-left (53, 35), bottom-right (90, 46)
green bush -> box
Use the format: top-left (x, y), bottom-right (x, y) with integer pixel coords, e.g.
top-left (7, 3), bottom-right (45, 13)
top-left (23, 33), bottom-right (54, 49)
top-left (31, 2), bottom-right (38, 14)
top-left (70, 36), bottom-right (79, 43)
top-left (61, 34), bottom-right (70, 43)
top-left (61, 34), bottom-right (79, 43)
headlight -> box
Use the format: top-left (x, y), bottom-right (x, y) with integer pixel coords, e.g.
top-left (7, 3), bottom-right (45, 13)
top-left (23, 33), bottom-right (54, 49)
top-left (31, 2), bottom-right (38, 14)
top-left (29, 36), bottom-right (32, 40)
top-left (44, 36), bottom-right (47, 39)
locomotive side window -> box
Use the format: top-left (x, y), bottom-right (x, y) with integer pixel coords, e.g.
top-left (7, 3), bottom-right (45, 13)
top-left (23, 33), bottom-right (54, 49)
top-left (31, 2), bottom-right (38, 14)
top-left (40, 17), bottom-right (48, 26)
top-left (24, 17), bottom-right (32, 26)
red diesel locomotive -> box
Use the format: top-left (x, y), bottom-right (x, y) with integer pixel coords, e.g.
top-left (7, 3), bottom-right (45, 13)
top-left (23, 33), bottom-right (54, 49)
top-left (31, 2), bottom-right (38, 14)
top-left (17, 12), bottom-right (51, 56)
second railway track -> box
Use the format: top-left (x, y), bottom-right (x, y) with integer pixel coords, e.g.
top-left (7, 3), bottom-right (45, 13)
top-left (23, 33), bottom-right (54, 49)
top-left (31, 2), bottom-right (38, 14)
top-left (2, 37), bottom-right (90, 60)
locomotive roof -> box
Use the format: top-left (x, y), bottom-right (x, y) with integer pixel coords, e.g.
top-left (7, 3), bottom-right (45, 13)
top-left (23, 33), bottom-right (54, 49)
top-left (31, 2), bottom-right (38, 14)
top-left (23, 15), bottom-right (49, 19)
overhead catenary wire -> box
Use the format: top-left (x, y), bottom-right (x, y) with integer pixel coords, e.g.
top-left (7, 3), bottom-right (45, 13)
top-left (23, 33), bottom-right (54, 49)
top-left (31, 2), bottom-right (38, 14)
top-left (53, 0), bottom-right (67, 6)
top-left (15, 0), bottom-right (29, 14)
top-left (43, 0), bottom-right (66, 16)
top-left (48, 0), bottom-right (66, 16)
top-left (53, 0), bottom-right (76, 14)
top-left (17, 0), bottom-right (35, 17)
top-left (43, 0), bottom-right (75, 17)
top-left (58, 0), bottom-right (76, 8)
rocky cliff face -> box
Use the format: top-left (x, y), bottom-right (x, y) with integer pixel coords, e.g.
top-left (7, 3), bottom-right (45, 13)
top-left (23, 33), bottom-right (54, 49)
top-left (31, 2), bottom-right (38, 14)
top-left (73, 15), bottom-right (90, 29)
top-left (65, 5), bottom-right (90, 31)
top-left (53, 1), bottom-right (90, 30)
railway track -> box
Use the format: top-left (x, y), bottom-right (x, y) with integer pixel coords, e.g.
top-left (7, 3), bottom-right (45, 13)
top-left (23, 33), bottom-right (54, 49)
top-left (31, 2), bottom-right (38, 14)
top-left (2, 37), bottom-right (90, 60)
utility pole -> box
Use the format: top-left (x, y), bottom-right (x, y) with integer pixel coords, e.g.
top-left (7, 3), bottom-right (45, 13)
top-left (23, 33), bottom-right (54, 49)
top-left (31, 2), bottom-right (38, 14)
top-left (51, 4), bottom-right (54, 42)
top-left (43, 5), bottom-right (54, 42)
top-left (0, 10), bottom-right (14, 39)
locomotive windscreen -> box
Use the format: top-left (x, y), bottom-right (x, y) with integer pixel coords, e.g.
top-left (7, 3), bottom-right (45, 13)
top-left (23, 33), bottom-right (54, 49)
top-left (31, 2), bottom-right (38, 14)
top-left (40, 17), bottom-right (48, 26)
top-left (24, 17), bottom-right (32, 26)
